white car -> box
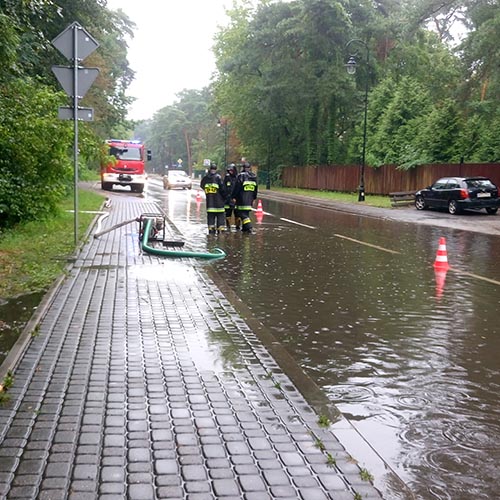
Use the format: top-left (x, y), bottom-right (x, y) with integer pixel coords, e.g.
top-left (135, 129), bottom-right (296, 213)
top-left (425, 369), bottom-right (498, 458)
top-left (163, 170), bottom-right (192, 190)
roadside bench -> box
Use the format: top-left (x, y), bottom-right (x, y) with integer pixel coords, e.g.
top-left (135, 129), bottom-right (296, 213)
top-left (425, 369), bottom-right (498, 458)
top-left (389, 190), bottom-right (416, 207)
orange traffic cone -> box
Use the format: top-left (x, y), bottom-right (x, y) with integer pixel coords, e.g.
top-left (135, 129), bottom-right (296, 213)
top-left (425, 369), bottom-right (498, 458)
top-left (196, 190), bottom-right (202, 202)
top-left (255, 199), bottom-right (264, 224)
top-left (256, 199), bottom-right (263, 214)
top-left (433, 237), bottom-right (450, 270)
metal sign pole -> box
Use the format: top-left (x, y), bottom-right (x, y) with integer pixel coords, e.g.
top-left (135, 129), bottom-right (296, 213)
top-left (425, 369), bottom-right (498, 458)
top-left (73, 24), bottom-right (79, 247)
top-left (52, 21), bottom-right (99, 248)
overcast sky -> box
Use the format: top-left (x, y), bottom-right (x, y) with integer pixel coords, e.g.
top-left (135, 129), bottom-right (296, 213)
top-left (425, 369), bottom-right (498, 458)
top-left (105, 0), bottom-right (232, 121)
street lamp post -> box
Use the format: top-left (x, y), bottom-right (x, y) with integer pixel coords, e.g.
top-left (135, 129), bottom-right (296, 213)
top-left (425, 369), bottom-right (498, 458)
top-left (217, 118), bottom-right (228, 168)
top-left (346, 39), bottom-right (370, 202)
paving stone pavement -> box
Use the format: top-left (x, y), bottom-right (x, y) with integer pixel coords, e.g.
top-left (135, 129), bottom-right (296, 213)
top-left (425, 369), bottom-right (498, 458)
top-left (0, 197), bottom-right (383, 499)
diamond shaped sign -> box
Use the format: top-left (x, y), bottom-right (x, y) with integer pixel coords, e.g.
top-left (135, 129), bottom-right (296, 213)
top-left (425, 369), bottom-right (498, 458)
top-left (52, 21), bottom-right (99, 61)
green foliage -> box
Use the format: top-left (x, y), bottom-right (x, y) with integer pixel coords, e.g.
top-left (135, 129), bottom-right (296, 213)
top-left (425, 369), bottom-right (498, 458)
top-left (360, 467), bottom-right (374, 482)
top-left (214, 0), bottom-right (355, 176)
top-left (457, 0), bottom-right (500, 162)
top-left (140, 88), bottom-right (219, 173)
top-left (0, 79), bottom-right (73, 229)
top-left (415, 99), bottom-right (464, 163)
top-left (0, 13), bottom-right (19, 81)
top-left (2, 371), bottom-right (14, 391)
top-left (461, 109), bottom-right (500, 162)
top-left (317, 414), bottom-right (331, 427)
top-left (361, 76), bottom-right (433, 167)
top-left (326, 453), bottom-right (336, 466)
top-left (0, 1), bottom-right (137, 231)
top-left (208, 0), bottom-right (499, 173)
top-left (0, 189), bottom-right (105, 299)
top-left (0, 0), bottom-right (136, 137)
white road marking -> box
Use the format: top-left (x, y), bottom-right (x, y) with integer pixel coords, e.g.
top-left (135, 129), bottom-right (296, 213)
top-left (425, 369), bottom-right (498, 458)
top-left (450, 269), bottom-right (500, 286)
top-left (334, 233), bottom-right (400, 254)
top-left (279, 218), bottom-right (316, 229)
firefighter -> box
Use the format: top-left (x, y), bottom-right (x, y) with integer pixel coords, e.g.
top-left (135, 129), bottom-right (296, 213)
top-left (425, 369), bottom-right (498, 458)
top-left (223, 163), bottom-right (239, 230)
top-left (200, 163), bottom-right (226, 234)
top-left (232, 162), bottom-right (258, 233)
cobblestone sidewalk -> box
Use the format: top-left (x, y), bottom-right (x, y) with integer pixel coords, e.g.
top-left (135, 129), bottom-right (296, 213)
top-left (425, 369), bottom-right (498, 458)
top-left (0, 198), bottom-right (382, 499)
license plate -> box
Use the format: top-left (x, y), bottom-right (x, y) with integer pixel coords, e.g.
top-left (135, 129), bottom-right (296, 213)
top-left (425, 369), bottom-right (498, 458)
top-left (477, 192), bottom-right (491, 198)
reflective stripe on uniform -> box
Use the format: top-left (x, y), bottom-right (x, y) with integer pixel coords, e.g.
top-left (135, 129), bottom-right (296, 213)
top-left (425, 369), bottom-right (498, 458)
top-left (203, 183), bottom-right (220, 194)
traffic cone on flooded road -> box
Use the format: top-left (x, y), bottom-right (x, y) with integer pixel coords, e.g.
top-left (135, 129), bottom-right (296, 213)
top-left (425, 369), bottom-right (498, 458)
top-left (256, 199), bottom-right (263, 214)
top-left (433, 237), bottom-right (450, 270)
top-left (255, 199), bottom-right (264, 224)
top-left (196, 190), bottom-right (202, 202)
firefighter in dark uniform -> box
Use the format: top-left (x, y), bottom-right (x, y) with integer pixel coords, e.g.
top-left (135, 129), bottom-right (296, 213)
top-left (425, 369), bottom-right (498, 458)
top-left (223, 163), bottom-right (239, 230)
top-left (232, 162), bottom-right (258, 233)
top-left (200, 163), bottom-right (226, 234)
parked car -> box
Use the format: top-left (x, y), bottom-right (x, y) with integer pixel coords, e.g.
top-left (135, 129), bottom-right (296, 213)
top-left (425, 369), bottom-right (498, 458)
top-left (415, 176), bottom-right (500, 215)
top-left (163, 170), bottom-right (192, 190)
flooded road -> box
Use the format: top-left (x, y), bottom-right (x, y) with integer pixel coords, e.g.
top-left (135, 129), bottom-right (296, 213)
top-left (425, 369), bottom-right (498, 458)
top-left (2, 180), bottom-right (498, 498)
top-left (150, 180), bottom-right (500, 500)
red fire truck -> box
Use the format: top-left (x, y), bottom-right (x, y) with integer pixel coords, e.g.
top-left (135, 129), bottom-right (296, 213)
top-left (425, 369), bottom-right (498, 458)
top-left (101, 139), bottom-right (151, 193)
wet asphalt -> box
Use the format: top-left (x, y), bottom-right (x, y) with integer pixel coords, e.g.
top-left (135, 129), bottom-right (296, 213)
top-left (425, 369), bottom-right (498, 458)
top-left (0, 193), bottom-right (386, 499)
top-left (258, 190), bottom-right (500, 237)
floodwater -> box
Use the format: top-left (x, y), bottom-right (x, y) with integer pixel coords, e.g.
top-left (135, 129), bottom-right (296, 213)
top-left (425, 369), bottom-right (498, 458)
top-left (2, 181), bottom-right (499, 499)
top-left (0, 292), bottom-right (44, 365)
top-left (152, 182), bottom-right (500, 500)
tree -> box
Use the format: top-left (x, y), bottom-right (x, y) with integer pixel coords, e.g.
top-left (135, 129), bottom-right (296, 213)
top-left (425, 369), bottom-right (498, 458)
top-left (362, 76), bottom-right (433, 167)
top-left (0, 80), bottom-right (73, 228)
top-left (457, 0), bottom-right (500, 161)
top-left (214, 0), bottom-right (356, 175)
top-left (0, 0), bottom-right (138, 229)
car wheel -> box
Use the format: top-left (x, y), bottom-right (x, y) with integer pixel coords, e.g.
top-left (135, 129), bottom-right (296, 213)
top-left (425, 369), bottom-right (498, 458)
top-left (448, 200), bottom-right (461, 215)
top-left (101, 182), bottom-right (113, 191)
top-left (486, 207), bottom-right (498, 215)
top-left (415, 195), bottom-right (426, 210)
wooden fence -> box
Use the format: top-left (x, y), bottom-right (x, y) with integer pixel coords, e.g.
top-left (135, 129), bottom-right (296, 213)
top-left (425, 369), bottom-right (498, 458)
top-left (281, 163), bottom-right (500, 195)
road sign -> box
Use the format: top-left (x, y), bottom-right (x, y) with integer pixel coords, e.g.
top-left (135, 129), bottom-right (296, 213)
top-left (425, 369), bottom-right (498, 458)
top-left (51, 66), bottom-right (99, 98)
top-left (52, 21), bottom-right (99, 61)
top-left (51, 22), bottom-right (100, 246)
top-left (58, 107), bottom-right (94, 121)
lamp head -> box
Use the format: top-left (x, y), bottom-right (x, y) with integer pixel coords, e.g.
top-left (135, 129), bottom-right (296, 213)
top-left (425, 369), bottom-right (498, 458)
top-left (346, 56), bottom-right (357, 75)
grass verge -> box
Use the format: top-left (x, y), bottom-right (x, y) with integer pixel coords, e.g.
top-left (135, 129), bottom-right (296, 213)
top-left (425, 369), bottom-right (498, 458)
top-left (0, 188), bottom-right (105, 299)
top-left (265, 186), bottom-right (392, 208)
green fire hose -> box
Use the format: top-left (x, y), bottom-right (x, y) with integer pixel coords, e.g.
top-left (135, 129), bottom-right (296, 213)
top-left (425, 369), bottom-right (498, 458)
top-left (141, 217), bottom-right (226, 260)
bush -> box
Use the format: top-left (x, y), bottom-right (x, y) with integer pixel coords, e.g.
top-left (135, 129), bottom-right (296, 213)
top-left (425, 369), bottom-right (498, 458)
top-left (0, 79), bottom-right (73, 229)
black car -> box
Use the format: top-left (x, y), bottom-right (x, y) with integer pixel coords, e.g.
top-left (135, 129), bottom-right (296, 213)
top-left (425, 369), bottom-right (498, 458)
top-left (415, 176), bottom-right (500, 215)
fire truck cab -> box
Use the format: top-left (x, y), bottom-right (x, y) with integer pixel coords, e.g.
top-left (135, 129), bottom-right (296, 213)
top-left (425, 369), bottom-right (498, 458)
top-left (101, 139), bottom-right (151, 194)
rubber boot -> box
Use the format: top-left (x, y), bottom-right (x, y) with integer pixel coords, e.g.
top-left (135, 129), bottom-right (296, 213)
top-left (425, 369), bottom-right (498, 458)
top-left (241, 219), bottom-right (253, 234)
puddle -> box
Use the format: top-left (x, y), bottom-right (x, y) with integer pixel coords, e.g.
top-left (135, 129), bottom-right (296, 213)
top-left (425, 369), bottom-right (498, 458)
top-left (0, 292), bottom-right (44, 365)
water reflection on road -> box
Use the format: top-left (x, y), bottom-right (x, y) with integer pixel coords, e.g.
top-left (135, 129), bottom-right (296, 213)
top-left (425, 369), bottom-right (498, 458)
top-left (0, 293), bottom-right (43, 365)
top-left (152, 182), bottom-right (500, 500)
